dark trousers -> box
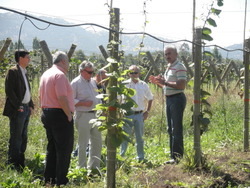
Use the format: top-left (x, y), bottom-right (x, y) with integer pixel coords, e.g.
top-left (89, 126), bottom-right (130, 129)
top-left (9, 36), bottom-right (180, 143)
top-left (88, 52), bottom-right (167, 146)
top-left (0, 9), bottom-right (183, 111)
top-left (166, 93), bottom-right (186, 160)
top-left (8, 104), bottom-right (30, 170)
top-left (41, 109), bottom-right (74, 186)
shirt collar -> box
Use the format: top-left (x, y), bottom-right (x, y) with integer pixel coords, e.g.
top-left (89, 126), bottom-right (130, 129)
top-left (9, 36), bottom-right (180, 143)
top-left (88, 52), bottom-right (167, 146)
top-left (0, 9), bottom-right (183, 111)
top-left (53, 64), bottom-right (66, 74)
top-left (169, 59), bottom-right (178, 67)
top-left (19, 65), bottom-right (27, 74)
top-left (128, 78), bottom-right (141, 84)
top-left (80, 75), bottom-right (91, 82)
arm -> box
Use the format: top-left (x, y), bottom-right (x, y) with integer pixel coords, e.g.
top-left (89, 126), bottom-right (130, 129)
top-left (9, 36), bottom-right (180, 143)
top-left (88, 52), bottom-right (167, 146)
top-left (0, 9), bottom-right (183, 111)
top-left (143, 99), bottom-right (153, 121)
top-left (58, 95), bottom-right (72, 122)
top-left (5, 69), bottom-right (22, 109)
top-left (166, 79), bottom-right (186, 90)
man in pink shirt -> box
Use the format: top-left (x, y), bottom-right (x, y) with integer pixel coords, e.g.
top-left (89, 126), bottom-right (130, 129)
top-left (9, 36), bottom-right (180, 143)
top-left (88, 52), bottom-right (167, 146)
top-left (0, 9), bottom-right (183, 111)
top-left (39, 51), bottom-right (74, 186)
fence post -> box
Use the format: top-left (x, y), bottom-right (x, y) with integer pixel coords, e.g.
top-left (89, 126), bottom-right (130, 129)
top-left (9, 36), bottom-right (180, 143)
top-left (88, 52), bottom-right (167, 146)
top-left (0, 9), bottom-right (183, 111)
top-left (106, 7), bottom-right (120, 188)
top-left (193, 28), bottom-right (202, 167)
top-left (40, 40), bottom-right (53, 67)
top-left (144, 53), bottom-right (161, 82)
top-left (99, 45), bottom-right (109, 60)
top-left (243, 38), bottom-right (250, 152)
top-left (67, 44), bottom-right (77, 59)
top-left (0, 38), bottom-right (12, 61)
top-left (146, 51), bottom-right (160, 76)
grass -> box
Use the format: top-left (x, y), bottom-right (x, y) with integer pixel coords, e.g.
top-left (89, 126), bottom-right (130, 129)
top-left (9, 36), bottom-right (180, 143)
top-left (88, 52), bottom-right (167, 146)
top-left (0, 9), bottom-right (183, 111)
top-left (0, 80), bottom-right (249, 187)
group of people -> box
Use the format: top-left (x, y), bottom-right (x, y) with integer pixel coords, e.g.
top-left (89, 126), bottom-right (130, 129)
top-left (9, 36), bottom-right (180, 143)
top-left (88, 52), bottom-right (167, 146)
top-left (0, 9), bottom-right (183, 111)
top-left (3, 46), bottom-right (187, 186)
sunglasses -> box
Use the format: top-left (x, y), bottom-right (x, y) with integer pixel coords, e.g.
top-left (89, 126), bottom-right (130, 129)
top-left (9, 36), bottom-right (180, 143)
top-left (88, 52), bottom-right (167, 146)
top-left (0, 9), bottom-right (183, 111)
top-left (130, 72), bottom-right (139, 75)
top-left (84, 70), bottom-right (94, 74)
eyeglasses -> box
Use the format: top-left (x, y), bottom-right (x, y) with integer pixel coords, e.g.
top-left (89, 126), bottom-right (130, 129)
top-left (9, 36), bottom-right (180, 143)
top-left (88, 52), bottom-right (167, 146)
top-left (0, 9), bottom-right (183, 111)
top-left (130, 72), bottom-right (139, 75)
top-left (84, 70), bottom-right (94, 74)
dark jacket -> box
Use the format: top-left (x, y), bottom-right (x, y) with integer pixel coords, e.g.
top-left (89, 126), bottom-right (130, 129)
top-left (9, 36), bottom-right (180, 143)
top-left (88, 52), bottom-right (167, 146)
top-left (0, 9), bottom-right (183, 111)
top-left (3, 64), bottom-right (34, 118)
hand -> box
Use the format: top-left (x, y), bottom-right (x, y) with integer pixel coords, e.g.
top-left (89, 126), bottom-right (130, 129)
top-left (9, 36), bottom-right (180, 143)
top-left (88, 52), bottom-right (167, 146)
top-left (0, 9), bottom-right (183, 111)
top-left (149, 75), bottom-right (157, 84)
top-left (143, 111), bottom-right (149, 121)
top-left (83, 100), bottom-right (93, 107)
top-left (67, 114), bottom-right (73, 122)
top-left (29, 107), bottom-right (34, 115)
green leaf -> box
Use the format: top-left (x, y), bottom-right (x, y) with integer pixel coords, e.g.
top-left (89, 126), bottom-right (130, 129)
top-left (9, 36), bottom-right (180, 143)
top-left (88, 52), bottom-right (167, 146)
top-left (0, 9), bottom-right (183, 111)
top-left (217, 0), bottom-right (224, 6)
top-left (201, 99), bottom-right (211, 107)
top-left (211, 8), bottom-right (221, 16)
top-left (202, 33), bottom-right (213, 41)
top-left (202, 27), bottom-right (212, 35)
top-left (200, 117), bottom-right (210, 126)
top-left (107, 57), bottom-right (117, 64)
top-left (207, 18), bottom-right (217, 27)
top-left (203, 51), bottom-right (214, 56)
top-left (201, 89), bottom-right (211, 97)
top-left (203, 109), bottom-right (213, 117)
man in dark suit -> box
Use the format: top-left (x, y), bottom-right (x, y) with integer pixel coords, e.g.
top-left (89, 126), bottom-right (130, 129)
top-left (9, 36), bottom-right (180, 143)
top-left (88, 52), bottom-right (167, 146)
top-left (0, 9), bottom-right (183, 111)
top-left (3, 49), bottom-right (34, 171)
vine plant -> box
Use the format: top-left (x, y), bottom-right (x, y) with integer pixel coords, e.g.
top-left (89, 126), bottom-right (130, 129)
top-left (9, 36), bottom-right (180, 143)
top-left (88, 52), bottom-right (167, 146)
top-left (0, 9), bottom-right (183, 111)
top-left (190, 0), bottom-right (224, 134)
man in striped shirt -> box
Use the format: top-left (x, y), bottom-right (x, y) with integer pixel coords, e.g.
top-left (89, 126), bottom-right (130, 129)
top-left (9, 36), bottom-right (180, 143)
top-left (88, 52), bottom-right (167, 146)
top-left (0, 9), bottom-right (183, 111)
top-left (149, 46), bottom-right (187, 164)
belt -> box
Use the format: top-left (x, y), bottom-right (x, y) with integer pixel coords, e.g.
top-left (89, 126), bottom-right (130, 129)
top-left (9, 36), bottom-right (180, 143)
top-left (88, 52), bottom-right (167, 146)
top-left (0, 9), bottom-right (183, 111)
top-left (43, 108), bottom-right (63, 111)
top-left (166, 93), bottom-right (183, 97)
top-left (83, 111), bottom-right (95, 113)
top-left (132, 110), bottom-right (143, 114)
top-left (22, 103), bottom-right (29, 106)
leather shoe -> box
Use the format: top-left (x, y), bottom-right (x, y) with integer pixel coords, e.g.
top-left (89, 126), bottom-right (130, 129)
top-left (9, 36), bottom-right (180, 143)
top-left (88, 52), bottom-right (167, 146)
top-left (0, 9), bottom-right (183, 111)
top-left (164, 159), bottom-right (176, 165)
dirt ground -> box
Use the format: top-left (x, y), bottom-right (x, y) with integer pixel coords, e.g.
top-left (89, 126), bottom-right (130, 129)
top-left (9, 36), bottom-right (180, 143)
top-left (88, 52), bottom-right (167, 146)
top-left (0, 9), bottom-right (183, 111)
top-left (140, 150), bottom-right (250, 188)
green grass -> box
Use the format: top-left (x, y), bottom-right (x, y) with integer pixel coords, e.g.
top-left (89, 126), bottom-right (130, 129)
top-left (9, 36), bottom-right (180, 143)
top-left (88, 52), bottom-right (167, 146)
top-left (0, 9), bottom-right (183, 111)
top-left (0, 80), bottom-right (249, 187)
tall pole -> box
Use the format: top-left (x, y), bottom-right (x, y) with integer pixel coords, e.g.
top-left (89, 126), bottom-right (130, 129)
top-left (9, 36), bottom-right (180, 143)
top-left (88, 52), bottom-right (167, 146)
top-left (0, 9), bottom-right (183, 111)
top-left (106, 7), bottom-right (120, 188)
top-left (243, 38), bottom-right (250, 152)
top-left (193, 28), bottom-right (202, 166)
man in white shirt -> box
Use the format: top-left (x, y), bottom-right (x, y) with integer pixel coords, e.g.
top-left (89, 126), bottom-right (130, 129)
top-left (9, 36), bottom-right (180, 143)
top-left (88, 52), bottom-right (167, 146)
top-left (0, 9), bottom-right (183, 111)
top-left (71, 61), bottom-right (102, 171)
top-left (120, 65), bottom-right (153, 162)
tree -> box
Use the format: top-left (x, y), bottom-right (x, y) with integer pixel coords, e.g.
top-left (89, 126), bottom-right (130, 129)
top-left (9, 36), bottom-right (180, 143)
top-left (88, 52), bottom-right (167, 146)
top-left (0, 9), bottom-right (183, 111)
top-left (32, 37), bottom-right (40, 50)
top-left (212, 47), bottom-right (222, 62)
top-left (73, 49), bottom-right (85, 61)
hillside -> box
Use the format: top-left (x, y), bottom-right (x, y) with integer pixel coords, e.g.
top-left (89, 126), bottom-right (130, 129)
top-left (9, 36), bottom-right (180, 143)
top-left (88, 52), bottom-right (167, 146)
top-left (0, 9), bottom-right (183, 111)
top-left (0, 13), bottom-right (166, 55)
top-left (0, 12), bottom-right (244, 59)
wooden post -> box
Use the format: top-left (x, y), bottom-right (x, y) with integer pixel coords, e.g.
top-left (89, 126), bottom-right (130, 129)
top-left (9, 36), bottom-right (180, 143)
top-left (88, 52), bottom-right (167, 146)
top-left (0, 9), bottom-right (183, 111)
top-left (106, 7), bottom-right (120, 188)
top-left (209, 60), bottom-right (227, 94)
top-left (243, 38), bottom-right (250, 152)
top-left (0, 38), bottom-right (12, 61)
top-left (144, 53), bottom-right (161, 82)
top-left (67, 44), bottom-right (77, 59)
top-left (181, 56), bottom-right (194, 78)
top-left (146, 51), bottom-right (160, 75)
top-left (99, 45), bottom-right (109, 60)
top-left (215, 61), bottom-right (232, 91)
top-left (40, 40), bottom-right (53, 67)
top-left (193, 28), bottom-right (202, 167)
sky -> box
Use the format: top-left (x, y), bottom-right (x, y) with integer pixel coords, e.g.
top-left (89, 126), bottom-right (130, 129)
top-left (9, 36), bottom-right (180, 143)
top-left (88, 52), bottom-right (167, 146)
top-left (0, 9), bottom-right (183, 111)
top-left (0, 0), bottom-right (249, 47)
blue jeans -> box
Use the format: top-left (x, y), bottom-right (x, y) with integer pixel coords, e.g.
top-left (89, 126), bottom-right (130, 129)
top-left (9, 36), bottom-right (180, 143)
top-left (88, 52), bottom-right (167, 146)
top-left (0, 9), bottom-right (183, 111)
top-left (120, 113), bottom-right (144, 161)
top-left (8, 104), bottom-right (30, 169)
top-left (41, 109), bottom-right (74, 186)
top-left (166, 93), bottom-right (186, 160)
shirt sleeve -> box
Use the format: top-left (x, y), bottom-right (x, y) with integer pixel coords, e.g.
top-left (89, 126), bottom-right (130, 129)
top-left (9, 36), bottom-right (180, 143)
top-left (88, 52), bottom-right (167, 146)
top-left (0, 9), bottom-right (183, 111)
top-left (176, 63), bottom-right (187, 81)
top-left (55, 73), bottom-right (70, 98)
top-left (144, 83), bottom-right (154, 100)
top-left (70, 79), bottom-right (80, 105)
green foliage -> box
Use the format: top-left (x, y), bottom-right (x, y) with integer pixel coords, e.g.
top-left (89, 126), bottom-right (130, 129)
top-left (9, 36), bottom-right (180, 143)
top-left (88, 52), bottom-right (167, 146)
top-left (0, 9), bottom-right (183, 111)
top-left (32, 37), bottom-right (40, 50)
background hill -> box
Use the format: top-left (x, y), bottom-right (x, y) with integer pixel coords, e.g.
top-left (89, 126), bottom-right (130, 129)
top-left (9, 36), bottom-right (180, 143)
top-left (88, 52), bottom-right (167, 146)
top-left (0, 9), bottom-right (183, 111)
top-left (0, 13), bottom-right (244, 60)
top-left (0, 13), bottom-right (166, 55)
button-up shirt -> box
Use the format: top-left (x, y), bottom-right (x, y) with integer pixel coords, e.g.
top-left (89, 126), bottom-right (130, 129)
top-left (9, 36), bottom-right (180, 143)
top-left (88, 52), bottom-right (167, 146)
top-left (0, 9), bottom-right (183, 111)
top-left (19, 66), bottom-right (31, 104)
top-left (71, 75), bottom-right (101, 112)
top-left (124, 78), bottom-right (153, 111)
top-left (39, 65), bottom-right (75, 112)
